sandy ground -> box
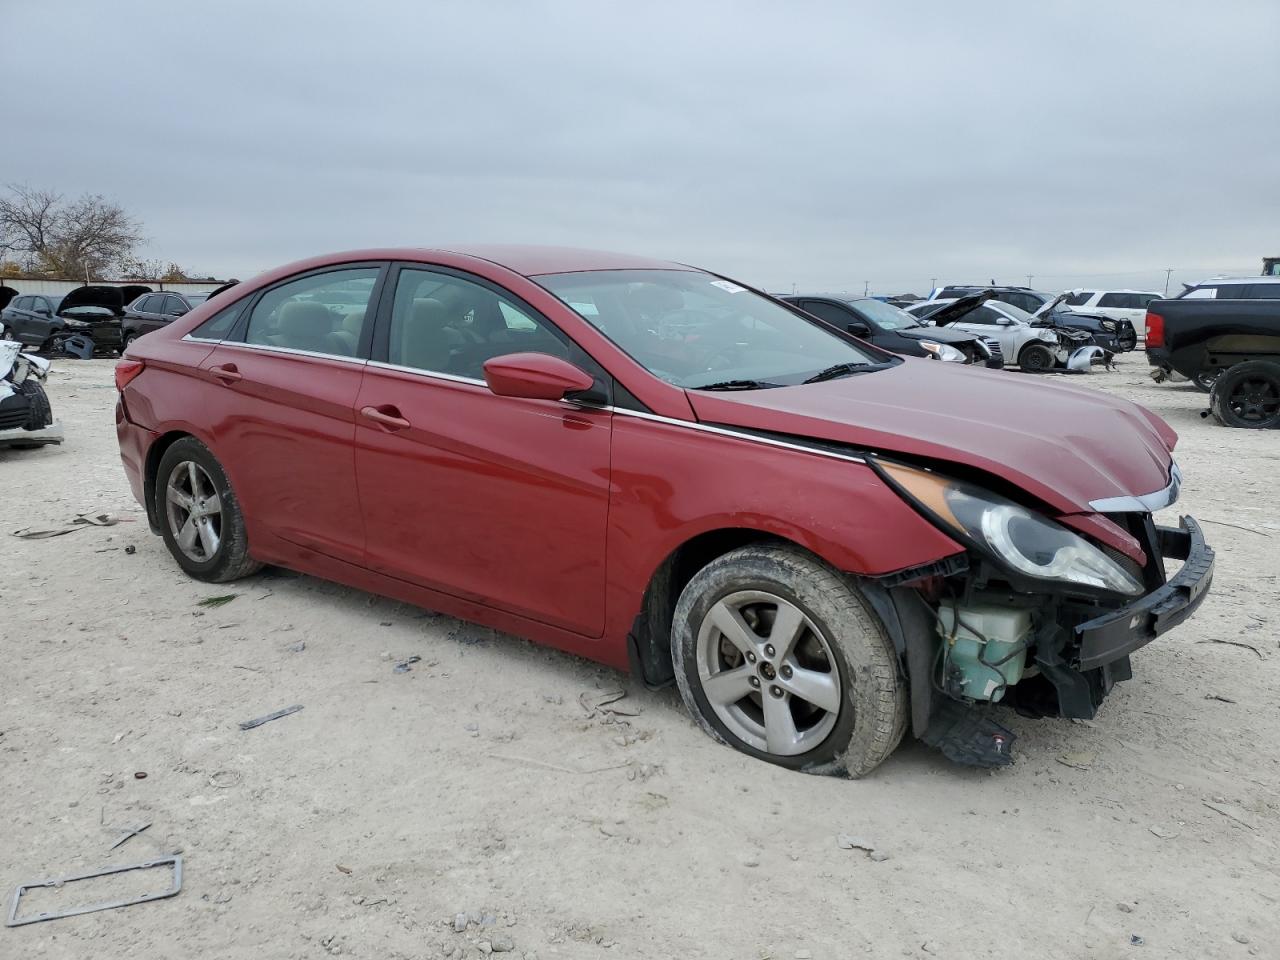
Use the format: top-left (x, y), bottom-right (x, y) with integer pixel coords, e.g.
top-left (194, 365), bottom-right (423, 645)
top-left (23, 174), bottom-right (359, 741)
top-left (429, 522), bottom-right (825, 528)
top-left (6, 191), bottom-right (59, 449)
top-left (2, 357), bottom-right (1278, 960)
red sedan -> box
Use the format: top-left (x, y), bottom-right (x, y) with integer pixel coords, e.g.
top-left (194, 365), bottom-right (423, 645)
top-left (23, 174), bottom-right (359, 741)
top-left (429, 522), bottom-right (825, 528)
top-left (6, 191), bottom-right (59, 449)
top-left (115, 246), bottom-right (1213, 774)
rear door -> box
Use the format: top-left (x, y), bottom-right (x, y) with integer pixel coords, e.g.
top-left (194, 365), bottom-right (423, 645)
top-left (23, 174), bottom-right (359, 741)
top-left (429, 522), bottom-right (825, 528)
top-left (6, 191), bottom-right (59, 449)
top-left (158, 295), bottom-right (189, 332)
top-left (196, 263), bottom-right (385, 564)
top-left (354, 263), bottom-right (612, 636)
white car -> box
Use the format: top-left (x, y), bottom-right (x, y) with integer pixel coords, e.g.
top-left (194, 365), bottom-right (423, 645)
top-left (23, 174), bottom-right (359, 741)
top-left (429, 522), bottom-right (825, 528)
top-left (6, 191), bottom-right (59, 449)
top-left (1174, 276), bottom-right (1280, 299)
top-left (1062, 289), bottom-right (1162, 326)
top-left (905, 297), bottom-right (1070, 371)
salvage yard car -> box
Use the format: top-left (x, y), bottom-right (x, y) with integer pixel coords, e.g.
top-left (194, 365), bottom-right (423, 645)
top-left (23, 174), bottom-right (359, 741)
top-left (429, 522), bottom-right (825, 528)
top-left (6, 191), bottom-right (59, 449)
top-left (905, 296), bottom-right (1080, 370)
top-left (779, 294), bottom-right (1004, 367)
top-left (114, 246), bottom-right (1214, 774)
top-left (1, 284), bottom-right (150, 356)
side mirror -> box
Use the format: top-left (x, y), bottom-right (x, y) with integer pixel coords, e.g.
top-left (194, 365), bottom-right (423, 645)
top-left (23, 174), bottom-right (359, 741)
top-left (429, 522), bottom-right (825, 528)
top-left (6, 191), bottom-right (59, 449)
top-left (846, 321), bottom-right (871, 337)
top-left (36, 308), bottom-right (51, 317)
top-left (483, 352), bottom-right (594, 401)
top-left (996, 317), bottom-right (1013, 325)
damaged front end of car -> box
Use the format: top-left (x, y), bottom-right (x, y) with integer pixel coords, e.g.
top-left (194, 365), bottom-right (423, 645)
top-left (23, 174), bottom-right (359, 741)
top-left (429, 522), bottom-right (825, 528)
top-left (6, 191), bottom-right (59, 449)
top-left (0, 340), bottom-right (63, 447)
top-left (864, 457), bottom-right (1213, 768)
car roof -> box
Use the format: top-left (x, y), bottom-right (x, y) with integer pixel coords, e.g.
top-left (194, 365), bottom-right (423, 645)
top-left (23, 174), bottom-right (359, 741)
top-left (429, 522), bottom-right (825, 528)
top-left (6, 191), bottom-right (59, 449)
top-left (1192, 275), bottom-right (1280, 285)
top-left (1072, 288), bottom-right (1161, 294)
top-left (431, 245), bottom-right (695, 277)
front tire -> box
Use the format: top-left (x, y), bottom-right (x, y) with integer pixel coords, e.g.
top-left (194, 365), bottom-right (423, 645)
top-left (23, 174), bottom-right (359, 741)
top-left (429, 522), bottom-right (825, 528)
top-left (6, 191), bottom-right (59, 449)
top-left (1018, 343), bottom-right (1055, 372)
top-left (154, 437), bottom-right (263, 581)
top-left (672, 544), bottom-right (907, 778)
top-left (1209, 361), bottom-right (1280, 429)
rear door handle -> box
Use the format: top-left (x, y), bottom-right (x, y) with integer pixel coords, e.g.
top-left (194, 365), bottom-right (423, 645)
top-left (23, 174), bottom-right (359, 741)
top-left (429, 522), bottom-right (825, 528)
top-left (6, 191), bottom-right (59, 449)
top-left (210, 363), bottom-right (242, 384)
top-left (360, 405), bottom-right (411, 431)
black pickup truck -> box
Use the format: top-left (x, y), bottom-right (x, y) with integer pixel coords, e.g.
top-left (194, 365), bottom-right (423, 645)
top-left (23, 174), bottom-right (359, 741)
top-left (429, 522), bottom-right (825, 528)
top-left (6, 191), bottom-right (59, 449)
top-left (1145, 277), bottom-right (1280, 428)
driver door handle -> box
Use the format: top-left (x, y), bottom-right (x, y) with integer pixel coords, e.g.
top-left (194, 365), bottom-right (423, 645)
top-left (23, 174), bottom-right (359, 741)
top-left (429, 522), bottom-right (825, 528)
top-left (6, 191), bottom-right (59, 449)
top-left (360, 404), bottom-right (411, 432)
top-left (210, 363), bottom-right (242, 384)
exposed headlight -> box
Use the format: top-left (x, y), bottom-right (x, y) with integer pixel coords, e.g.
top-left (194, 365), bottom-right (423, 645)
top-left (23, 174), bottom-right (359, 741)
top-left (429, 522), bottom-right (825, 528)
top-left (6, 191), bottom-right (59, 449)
top-left (877, 460), bottom-right (1144, 596)
top-left (919, 341), bottom-right (967, 362)
top-left (1101, 320), bottom-right (1117, 332)
top-left (1037, 330), bottom-right (1059, 343)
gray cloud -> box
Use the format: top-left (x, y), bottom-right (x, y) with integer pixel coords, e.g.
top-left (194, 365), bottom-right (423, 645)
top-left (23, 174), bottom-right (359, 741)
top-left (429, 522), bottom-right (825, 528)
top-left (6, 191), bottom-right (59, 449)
top-left (4, 0), bottom-right (1276, 295)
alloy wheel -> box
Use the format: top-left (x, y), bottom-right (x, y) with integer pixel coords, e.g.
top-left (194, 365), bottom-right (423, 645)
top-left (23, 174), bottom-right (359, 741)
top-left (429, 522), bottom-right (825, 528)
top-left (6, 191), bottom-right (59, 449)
top-left (1226, 376), bottom-right (1280, 425)
top-left (695, 590), bottom-right (842, 756)
top-left (165, 460), bottom-right (223, 562)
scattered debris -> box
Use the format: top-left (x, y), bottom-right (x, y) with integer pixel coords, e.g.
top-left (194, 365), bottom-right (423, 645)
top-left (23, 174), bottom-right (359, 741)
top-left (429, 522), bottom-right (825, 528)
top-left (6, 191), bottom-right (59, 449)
top-left (579, 690), bottom-right (641, 719)
top-left (133, 771), bottom-right (147, 780)
top-left (197, 594), bottom-right (238, 608)
top-left (1232, 933), bottom-right (1251, 945)
top-left (1130, 934), bottom-right (1145, 946)
top-left (454, 913), bottom-right (468, 932)
top-left (837, 834), bottom-right (889, 860)
top-left (5, 855), bottom-right (182, 926)
top-left (1196, 638), bottom-right (1264, 659)
top-left (286, 641), bottom-right (306, 653)
top-left (335, 864), bottom-right (352, 875)
top-left (208, 770), bottom-right (241, 789)
top-left (1203, 800), bottom-right (1258, 830)
top-left (1148, 825), bottom-right (1179, 840)
top-left (490, 934), bottom-right (515, 952)
top-left (1117, 903), bottom-right (1134, 914)
top-left (238, 704), bottom-right (303, 731)
top-left (11, 513), bottom-right (123, 540)
top-left (489, 753), bottom-right (631, 776)
top-left (124, 544), bottom-right (136, 555)
top-left (1057, 751), bottom-right (1096, 770)
top-left (1204, 694), bottom-right (1238, 704)
top-left (1197, 517), bottom-right (1270, 538)
top-left (393, 655), bottom-right (422, 674)
top-left (108, 821), bottom-right (152, 850)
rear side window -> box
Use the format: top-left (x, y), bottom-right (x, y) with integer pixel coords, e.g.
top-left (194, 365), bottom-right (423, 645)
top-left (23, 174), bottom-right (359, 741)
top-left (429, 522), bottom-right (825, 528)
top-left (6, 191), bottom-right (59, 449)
top-left (190, 300), bottom-right (247, 341)
top-left (1182, 286), bottom-right (1219, 299)
top-left (1098, 293), bottom-right (1127, 307)
top-left (1241, 284), bottom-right (1280, 300)
top-left (1064, 292), bottom-right (1094, 306)
top-left (164, 295), bottom-right (188, 316)
top-left (12, 296), bottom-right (30, 311)
top-left (244, 268), bottom-right (379, 357)
top-left (963, 306), bottom-right (1004, 325)
top-left (801, 301), bottom-right (856, 328)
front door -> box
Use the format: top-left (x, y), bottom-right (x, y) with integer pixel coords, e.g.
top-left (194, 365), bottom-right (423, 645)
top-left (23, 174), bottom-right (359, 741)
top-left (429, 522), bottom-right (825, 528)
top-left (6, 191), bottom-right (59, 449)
top-left (196, 264), bottom-right (384, 564)
top-left (354, 265), bottom-right (612, 636)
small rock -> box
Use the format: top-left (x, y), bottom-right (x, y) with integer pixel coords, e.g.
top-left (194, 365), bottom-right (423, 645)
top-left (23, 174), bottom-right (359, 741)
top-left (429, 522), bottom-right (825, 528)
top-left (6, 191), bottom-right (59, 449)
top-left (454, 913), bottom-right (468, 932)
top-left (478, 943), bottom-right (493, 956)
top-left (869, 851), bottom-right (891, 862)
top-left (836, 834), bottom-right (875, 852)
top-left (491, 935), bottom-right (515, 952)
top-left (125, 545), bottom-right (136, 555)
top-left (796, 950), bottom-right (813, 959)
top-left (1232, 933), bottom-right (1250, 945)
top-left (1057, 751), bottom-right (1095, 770)
top-left (1117, 903), bottom-right (1134, 914)
top-left (743, 856), bottom-right (760, 868)
top-left (1149, 825), bottom-right (1179, 840)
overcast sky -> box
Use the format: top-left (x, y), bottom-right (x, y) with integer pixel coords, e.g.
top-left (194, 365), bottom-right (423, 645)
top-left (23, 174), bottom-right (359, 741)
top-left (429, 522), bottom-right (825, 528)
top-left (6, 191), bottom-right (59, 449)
top-left (4, 1), bottom-right (1277, 294)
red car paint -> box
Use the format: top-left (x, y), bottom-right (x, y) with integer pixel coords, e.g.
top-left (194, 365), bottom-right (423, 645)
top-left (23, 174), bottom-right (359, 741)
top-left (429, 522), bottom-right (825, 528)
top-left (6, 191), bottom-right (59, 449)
top-left (116, 247), bottom-right (1179, 670)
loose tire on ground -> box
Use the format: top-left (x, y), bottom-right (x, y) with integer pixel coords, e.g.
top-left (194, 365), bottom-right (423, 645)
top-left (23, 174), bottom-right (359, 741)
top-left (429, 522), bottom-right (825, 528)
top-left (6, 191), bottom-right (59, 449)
top-left (672, 544), bottom-right (908, 778)
top-left (1209, 360), bottom-right (1280, 429)
top-left (154, 436), bottom-right (263, 582)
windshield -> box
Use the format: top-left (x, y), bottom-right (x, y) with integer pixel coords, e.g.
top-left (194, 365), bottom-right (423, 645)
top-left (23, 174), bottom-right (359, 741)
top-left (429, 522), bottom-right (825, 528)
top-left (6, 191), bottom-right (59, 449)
top-left (538, 269), bottom-right (883, 388)
top-left (845, 298), bottom-right (920, 330)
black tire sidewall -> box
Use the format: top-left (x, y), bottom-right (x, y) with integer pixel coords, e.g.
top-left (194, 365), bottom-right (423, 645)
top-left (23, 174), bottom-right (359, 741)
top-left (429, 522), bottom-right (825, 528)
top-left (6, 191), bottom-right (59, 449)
top-left (155, 438), bottom-right (245, 579)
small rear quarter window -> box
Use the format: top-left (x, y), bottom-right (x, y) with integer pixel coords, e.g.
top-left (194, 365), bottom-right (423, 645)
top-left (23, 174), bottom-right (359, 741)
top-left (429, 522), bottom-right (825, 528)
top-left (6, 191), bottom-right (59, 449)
top-left (190, 300), bottom-right (246, 341)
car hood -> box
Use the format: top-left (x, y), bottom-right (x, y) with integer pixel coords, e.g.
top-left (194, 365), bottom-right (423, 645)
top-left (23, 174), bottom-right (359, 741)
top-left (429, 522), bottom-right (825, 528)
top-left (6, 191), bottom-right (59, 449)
top-left (59, 284), bottom-right (152, 314)
top-left (686, 359), bottom-right (1176, 514)
top-left (893, 325), bottom-right (980, 345)
top-left (926, 290), bottom-right (996, 326)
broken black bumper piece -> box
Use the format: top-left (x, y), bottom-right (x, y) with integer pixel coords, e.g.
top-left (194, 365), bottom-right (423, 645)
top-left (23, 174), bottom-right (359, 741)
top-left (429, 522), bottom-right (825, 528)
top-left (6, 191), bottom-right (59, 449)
top-left (1074, 516), bottom-right (1214, 671)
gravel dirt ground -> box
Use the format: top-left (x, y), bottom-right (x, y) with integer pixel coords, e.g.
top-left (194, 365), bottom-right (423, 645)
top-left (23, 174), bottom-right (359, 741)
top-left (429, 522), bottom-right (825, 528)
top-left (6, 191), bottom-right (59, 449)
top-left (2, 357), bottom-right (1277, 960)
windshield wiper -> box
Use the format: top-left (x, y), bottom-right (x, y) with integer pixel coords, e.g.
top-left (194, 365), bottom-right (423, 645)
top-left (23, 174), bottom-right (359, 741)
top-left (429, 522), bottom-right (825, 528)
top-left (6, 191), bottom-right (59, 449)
top-left (692, 379), bottom-right (782, 391)
top-left (802, 362), bottom-right (883, 384)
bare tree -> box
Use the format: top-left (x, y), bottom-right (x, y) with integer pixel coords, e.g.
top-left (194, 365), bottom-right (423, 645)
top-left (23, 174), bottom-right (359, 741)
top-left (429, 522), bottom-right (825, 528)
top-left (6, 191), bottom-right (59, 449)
top-left (0, 184), bottom-right (144, 280)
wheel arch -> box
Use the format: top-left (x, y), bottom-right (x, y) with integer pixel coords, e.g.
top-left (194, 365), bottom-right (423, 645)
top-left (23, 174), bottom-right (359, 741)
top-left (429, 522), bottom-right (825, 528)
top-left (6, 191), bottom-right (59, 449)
top-left (627, 526), bottom-right (825, 689)
top-left (143, 430), bottom-right (196, 533)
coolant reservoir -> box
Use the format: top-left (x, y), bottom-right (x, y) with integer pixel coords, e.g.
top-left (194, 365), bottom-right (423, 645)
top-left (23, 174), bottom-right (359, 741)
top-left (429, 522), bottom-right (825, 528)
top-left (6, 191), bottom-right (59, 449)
top-left (937, 601), bottom-right (1031, 702)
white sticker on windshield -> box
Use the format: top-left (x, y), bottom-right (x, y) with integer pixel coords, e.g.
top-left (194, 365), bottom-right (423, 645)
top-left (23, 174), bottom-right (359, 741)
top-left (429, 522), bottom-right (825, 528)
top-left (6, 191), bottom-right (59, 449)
top-left (709, 280), bottom-right (747, 293)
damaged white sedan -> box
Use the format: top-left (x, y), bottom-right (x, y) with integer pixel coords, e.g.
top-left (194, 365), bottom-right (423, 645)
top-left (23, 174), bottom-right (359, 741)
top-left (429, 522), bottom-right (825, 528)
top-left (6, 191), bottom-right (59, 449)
top-left (0, 340), bottom-right (62, 449)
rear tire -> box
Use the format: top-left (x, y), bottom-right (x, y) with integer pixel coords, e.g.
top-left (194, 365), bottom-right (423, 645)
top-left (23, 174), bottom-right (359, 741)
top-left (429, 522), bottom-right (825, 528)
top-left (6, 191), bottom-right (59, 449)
top-left (154, 437), bottom-right (263, 582)
top-left (1018, 343), bottom-right (1054, 372)
top-left (1192, 369), bottom-right (1222, 393)
top-left (672, 544), bottom-right (907, 778)
top-left (18, 379), bottom-right (53, 430)
top-left (1209, 361), bottom-right (1280, 429)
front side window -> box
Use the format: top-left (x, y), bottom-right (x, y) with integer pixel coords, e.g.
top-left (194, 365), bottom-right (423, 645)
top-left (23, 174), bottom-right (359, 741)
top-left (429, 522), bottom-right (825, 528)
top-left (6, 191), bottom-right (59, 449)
top-left (387, 268), bottom-right (570, 378)
top-left (844, 298), bottom-right (920, 331)
top-left (538, 270), bottom-right (882, 388)
top-left (244, 267), bottom-right (378, 357)
top-left (800, 300), bottom-right (856, 328)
